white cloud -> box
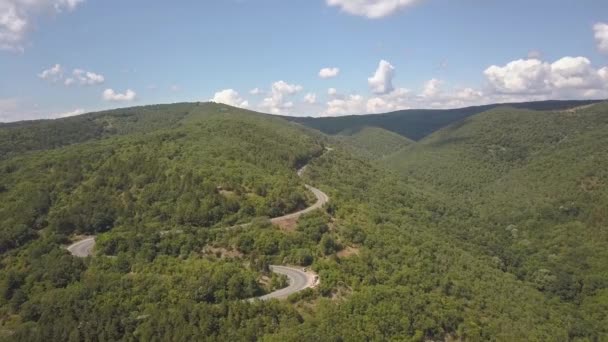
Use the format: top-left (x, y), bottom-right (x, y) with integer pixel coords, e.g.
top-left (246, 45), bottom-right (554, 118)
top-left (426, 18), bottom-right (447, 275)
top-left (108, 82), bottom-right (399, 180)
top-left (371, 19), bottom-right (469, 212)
top-left (594, 22), bottom-right (608, 55)
top-left (599, 67), bottom-right (608, 82)
top-left (327, 0), bottom-right (420, 19)
top-left (249, 87), bottom-right (263, 95)
top-left (366, 88), bottom-right (411, 113)
top-left (210, 89), bottom-right (249, 108)
top-left (55, 108), bottom-right (85, 118)
top-left (103, 88), bottom-right (136, 102)
top-left (455, 87), bottom-right (483, 101)
top-left (39, 65), bottom-right (104, 86)
top-left (258, 80), bottom-right (303, 114)
top-left (328, 87), bottom-right (338, 96)
top-left (420, 78), bottom-right (443, 98)
top-left (319, 67), bottom-right (340, 79)
top-left (38, 64), bottom-right (63, 82)
top-left (484, 57), bottom-right (608, 99)
top-left (304, 93), bottom-right (317, 104)
top-left (550, 57), bottom-right (601, 90)
top-left (64, 68), bottom-right (104, 86)
top-left (324, 94), bottom-right (366, 116)
top-left (271, 80), bottom-right (303, 95)
top-left (484, 59), bottom-right (551, 94)
top-left (322, 88), bottom-right (411, 116)
top-left (0, 0), bottom-right (85, 51)
top-left (368, 59), bottom-right (395, 94)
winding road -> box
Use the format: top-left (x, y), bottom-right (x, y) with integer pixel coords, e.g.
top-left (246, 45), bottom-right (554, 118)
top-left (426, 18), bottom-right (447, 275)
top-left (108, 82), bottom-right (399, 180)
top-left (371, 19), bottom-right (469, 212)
top-left (66, 236), bottom-right (95, 258)
top-left (256, 265), bottom-right (318, 301)
top-left (67, 154), bottom-right (329, 300)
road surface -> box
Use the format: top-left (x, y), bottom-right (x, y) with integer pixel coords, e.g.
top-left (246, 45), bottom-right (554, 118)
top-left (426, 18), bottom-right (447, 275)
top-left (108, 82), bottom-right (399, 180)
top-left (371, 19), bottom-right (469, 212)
top-left (270, 183), bottom-right (329, 224)
top-left (66, 237), bottom-right (95, 257)
top-left (255, 265), bottom-right (318, 301)
top-left (66, 153), bottom-right (328, 299)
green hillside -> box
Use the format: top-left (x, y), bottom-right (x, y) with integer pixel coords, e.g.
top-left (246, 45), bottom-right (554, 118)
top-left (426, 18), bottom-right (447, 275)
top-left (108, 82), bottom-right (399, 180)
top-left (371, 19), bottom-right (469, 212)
top-left (0, 102), bottom-right (606, 341)
top-left (334, 126), bottom-right (414, 160)
top-left (0, 103), bottom-right (205, 160)
top-left (385, 102), bottom-right (608, 337)
top-left (284, 99), bottom-right (602, 141)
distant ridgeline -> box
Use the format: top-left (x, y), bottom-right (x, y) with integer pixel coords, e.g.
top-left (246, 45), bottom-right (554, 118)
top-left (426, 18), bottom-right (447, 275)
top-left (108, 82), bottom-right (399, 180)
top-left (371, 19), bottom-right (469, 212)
top-left (282, 99), bottom-right (603, 140)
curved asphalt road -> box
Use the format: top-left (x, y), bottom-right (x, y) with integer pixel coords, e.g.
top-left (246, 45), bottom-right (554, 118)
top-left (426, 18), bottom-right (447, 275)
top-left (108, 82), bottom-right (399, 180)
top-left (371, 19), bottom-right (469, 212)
top-left (256, 265), bottom-right (317, 300)
top-left (66, 237), bottom-right (96, 257)
top-left (66, 154), bottom-right (328, 299)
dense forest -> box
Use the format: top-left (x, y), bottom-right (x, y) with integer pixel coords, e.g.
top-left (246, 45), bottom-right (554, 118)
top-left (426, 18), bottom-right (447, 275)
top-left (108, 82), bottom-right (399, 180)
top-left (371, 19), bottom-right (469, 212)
top-left (0, 101), bottom-right (607, 341)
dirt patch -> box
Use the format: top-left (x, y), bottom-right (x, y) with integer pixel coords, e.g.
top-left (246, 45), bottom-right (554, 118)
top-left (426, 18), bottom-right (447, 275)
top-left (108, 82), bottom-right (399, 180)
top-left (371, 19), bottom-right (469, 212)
top-left (273, 217), bottom-right (299, 232)
top-left (202, 246), bottom-right (243, 259)
top-left (337, 246), bottom-right (360, 258)
top-left (559, 103), bottom-right (598, 114)
top-left (258, 275), bottom-right (271, 288)
top-left (580, 176), bottom-right (603, 192)
top-left (219, 189), bottom-right (236, 197)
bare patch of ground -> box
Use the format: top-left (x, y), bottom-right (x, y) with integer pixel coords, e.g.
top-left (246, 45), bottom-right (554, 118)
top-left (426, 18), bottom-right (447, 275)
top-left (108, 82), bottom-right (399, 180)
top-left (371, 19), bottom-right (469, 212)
top-left (559, 103), bottom-right (600, 114)
top-left (273, 217), bottom-right (299, 231)
top-left (337, 246), bottom-right (360, 258)
top-left (202, 246), bottom-right (243, 259)
top-left (580, 176), bottom-right (603, 192)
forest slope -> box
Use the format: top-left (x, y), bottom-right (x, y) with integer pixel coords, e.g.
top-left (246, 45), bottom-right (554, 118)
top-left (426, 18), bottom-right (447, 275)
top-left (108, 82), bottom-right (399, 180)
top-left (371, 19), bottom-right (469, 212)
top-left (333, 126), bottom-right (413, 160)
top-left (384, 102), bottom-right (608, 338)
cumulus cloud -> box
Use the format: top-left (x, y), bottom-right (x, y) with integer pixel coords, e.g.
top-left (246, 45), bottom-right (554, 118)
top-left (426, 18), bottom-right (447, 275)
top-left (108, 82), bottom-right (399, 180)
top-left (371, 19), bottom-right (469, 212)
top-left (259, 80), bottom-right (303, 114)
top-left (550, 57), bottom-right (602, 90)
top-left (325, 94), bottom-right (366, 116)
top-left (64, 68), bottom-right (104, 86)
top-left (594, 22), bottom-right (608, 54)
top-left (249, 87), bottom-right (263, 95)
top-left (484, 57), bottom-right (608, 98)
top-left (303, 93), bottom-right (317, 104)
top-left (420, 78), bottom-right (443, 98)
top-left (366, 88), bottom-right (411, 113)
top-left (368, 60), bottom-right (395, 94)
top-left (326, 0), bottom-right (420, 19)
top-left (39, 65), bottom-right (104, 86)
top-left (321, 87), bottom-right (412, 116)
top-left (211, 89), bottom-right (249, 108)
top-left (103, 88), bottom-right (136, 102)
top-left (484, 59), bottom-right (551, 94)
top-left (38, 64), bottom-right (63, 82)
top-left (319, 67), bottom-right (340, 79)
top-left (0, 0), bottom-right (85, 51)
top-left (599, 67), bottom-right (608, 82)
top-left (328, 87), bottom-right (338, 96)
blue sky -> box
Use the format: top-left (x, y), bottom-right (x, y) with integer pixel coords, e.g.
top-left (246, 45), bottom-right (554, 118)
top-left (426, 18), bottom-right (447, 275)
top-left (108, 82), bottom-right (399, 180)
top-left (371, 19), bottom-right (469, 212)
top-left (1, 0), bottom-right (608, 121)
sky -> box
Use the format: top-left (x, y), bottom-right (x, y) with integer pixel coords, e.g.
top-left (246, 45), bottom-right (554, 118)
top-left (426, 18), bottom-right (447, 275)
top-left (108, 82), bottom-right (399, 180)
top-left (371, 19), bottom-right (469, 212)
top-left (1, 0), bottom-right (608, 122)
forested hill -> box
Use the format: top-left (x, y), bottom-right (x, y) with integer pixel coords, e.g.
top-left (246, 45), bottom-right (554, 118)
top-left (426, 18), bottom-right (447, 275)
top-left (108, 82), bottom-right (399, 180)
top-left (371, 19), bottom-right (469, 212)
top-left (282, 99), bottom-right (603, 141)
top-left (1, 102), bottom-right (607, 340)
top-left (333, 126), bottom-right (414, 160)
top-left (0, 102), bottom-right (313, 160)
top-left (384, 102), bottom-right (608, 338)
